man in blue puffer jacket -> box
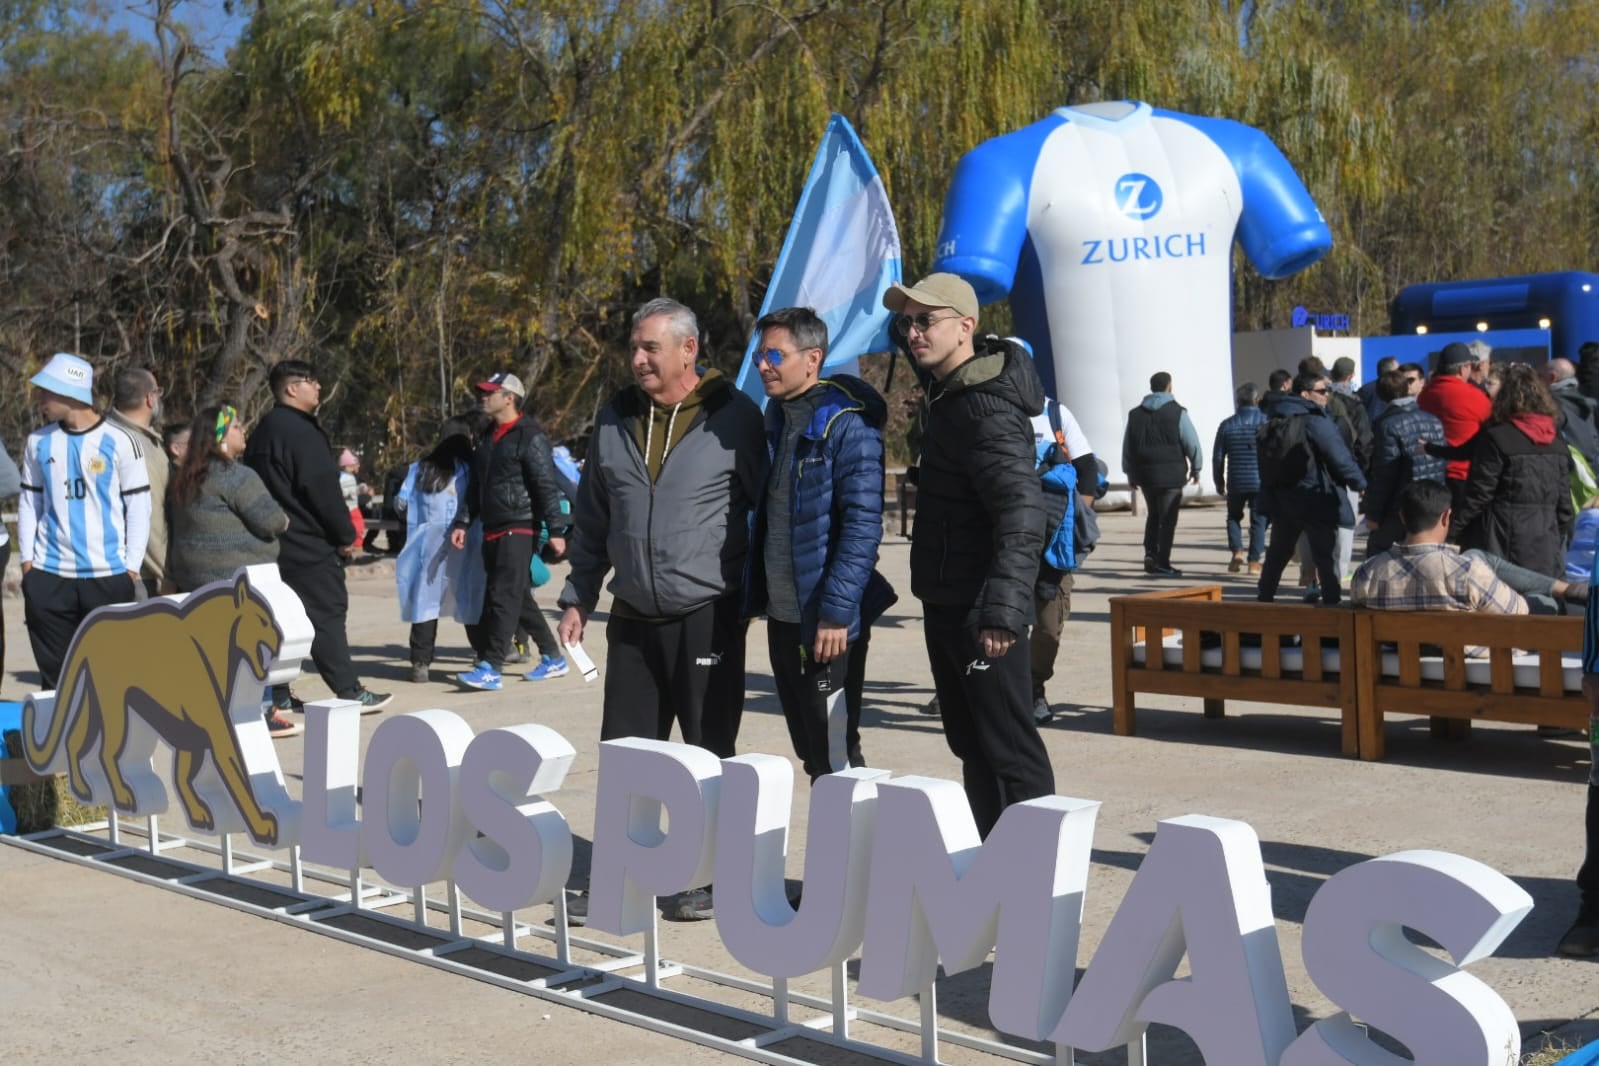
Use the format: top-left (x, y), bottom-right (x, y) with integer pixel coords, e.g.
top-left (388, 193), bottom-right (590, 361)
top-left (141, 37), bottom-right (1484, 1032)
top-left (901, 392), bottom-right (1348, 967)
top-left (747, 306), bottom-right (896, 781)
top-left (1212, 381), bottom-right (1268, 574)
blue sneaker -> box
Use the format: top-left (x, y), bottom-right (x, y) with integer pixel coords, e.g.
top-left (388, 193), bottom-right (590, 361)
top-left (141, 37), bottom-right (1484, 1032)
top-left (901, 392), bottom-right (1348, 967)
top-left (456, 661), bottom-right (502, 691)
top-left (525, 655), bottom-right (569, 681)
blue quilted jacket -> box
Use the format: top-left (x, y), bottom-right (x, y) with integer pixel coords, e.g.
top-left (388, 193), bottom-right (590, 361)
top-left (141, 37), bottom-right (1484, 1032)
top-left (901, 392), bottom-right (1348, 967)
top-left (1364, 398), bottom-right (1448, 523)
top-left (748, 376), bottom-right (895, 643)
top-left (1211, 405), bottom-right (1266, 494)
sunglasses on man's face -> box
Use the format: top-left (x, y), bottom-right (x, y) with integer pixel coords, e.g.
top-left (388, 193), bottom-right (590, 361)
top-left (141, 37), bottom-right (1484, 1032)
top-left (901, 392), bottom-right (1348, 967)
top-left (1309, 387), bottom-right (1330, 395)
top-left (891, 311), bottom-right (961, 338)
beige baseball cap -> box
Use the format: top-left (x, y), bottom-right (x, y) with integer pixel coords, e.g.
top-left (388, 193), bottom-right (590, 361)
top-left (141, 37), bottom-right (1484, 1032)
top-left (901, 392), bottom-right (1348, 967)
top-left (882, 272), bottom-right (979, 319)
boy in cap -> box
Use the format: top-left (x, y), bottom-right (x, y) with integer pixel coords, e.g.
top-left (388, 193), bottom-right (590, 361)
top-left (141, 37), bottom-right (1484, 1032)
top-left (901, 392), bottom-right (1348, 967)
top-left (18, 353), bottom-right (152, 689)
top-left (450, 371), bottom-right (570, 690)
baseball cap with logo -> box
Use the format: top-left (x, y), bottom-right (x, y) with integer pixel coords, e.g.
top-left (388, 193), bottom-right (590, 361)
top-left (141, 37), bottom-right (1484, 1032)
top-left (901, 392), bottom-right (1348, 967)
top-left (882, 272), bottom-right (980, 320)
top-left (1437, 342), bottom-right (1478, 370)
top-left (30, 352), bottom-right (95, 405)
top-left (475, 372), bottom-right (526, 398)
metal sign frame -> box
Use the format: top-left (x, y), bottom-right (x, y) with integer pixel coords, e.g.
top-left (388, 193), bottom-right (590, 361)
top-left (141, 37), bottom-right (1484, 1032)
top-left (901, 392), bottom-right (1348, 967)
top-left (5, 816), bottom-right (1147, 1066)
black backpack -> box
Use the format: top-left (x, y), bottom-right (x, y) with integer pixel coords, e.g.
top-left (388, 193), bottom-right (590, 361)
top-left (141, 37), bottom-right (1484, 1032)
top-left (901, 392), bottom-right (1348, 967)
top-left (1256, 414), bottom-right (1311, 488)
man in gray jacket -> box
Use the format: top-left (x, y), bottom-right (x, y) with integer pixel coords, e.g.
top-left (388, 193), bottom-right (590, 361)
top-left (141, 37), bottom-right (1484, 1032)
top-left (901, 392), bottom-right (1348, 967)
top-left (557, 297), bottom-right (766, 920)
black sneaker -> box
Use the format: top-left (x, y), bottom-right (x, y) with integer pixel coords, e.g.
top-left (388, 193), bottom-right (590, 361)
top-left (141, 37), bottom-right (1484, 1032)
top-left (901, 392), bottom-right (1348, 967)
top-left (1558, 913), bottom-right (1599, 957)
top-left (272, 691), bottom-right (305, 714)
top-left (671, 885), bottom-right (714, 921)
top-left (352, 688), bottom-right (393, 715)
top-left (1150, 565), bottom-right (1183, 578)
top-left (409, 663), bottom-right (429, 684)
top-left (565, 890), bottom-right (589, 927)
top-left (265, 709), bottom-right (304, 738)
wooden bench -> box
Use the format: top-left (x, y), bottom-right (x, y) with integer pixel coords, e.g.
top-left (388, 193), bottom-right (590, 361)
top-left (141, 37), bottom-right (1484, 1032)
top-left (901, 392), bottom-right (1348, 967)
top-left (1110, 586), bottom-right (1360, 757)
top-left (1109, 588), bottom-right (1585, 760)
top-left (1353, 610), bottom-right (1584, 760)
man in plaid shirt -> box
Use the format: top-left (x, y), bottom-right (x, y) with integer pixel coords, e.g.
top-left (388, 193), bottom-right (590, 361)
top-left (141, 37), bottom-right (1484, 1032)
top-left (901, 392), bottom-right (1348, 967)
top-left (1351, 480), bottom-right (1525, 619)
top-left (1351, 481), bottom-right (1590, 658)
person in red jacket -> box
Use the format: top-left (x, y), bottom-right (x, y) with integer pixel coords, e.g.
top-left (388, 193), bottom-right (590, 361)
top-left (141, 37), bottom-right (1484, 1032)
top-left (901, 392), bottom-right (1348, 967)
top-left (1417, 341), bottom-right (1492, 511)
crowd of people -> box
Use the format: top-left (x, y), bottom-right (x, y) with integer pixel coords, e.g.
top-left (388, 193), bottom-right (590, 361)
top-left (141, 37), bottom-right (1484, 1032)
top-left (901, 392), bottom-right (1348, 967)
top-left (9, 296), bottom-right (1599, 945)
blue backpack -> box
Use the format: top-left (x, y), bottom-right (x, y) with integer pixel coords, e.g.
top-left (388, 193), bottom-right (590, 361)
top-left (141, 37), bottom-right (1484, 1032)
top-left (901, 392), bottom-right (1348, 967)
top-left (1035, 400), bottom-right (1105, 572)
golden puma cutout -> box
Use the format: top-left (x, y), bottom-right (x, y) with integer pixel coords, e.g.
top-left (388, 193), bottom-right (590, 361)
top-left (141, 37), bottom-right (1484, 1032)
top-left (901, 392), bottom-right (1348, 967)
top-left (23, 572), bottom-right (286, 844)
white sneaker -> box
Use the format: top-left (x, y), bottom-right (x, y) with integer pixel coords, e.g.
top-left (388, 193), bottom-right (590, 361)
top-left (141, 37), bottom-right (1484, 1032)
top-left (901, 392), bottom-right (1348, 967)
top-left (1032, 695), bottom-right (1054, 724)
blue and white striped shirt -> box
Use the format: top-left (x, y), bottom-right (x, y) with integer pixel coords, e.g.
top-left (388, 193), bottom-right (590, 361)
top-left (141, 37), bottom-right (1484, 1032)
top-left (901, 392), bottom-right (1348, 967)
top-left (18, 418), bottom-right (152, 579)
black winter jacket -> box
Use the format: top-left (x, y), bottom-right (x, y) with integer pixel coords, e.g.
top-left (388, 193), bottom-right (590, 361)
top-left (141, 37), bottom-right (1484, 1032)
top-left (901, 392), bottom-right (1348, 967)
top-left (1257, 392), bottom-right (1367, 527)
top-left (242, 404), bottom-right (356, 569)
top-left (455, 413), bottom-right (568, 536)
top-left (1449, 415), bottom-right (1573, 578)
top-left (910, 336), bottom-right (1046, 635)
top-left (1364, 399), bottom-right (1447, 524)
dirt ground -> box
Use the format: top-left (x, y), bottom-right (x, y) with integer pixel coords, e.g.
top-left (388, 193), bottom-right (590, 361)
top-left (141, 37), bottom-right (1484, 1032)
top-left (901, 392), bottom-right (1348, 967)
top-left (3, 503), bottom-right (1597, 1064)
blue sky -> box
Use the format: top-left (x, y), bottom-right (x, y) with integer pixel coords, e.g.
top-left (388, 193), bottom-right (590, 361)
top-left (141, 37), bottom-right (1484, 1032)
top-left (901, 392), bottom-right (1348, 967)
top-left (103, 0), bottom-right (250, 59)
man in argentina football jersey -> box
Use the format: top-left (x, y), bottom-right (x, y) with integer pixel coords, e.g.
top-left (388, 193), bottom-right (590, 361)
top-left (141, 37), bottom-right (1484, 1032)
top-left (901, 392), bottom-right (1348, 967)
top-left (17, 353), bottom-right (151, 689)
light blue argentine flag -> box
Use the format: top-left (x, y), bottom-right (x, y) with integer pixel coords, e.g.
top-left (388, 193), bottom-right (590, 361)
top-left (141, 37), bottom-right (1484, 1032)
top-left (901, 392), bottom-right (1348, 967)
top-left (735, 114), bottom-right (902, 408)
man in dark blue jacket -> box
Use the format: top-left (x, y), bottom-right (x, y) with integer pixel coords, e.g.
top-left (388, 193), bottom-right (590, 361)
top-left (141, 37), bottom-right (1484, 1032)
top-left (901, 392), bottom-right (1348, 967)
top-left (1256, 371), bottom-right (1367, 606)
top-left (747, 306), bottom-right (894, 781)
top-left (1212, 382), bottom-right (1267, 574)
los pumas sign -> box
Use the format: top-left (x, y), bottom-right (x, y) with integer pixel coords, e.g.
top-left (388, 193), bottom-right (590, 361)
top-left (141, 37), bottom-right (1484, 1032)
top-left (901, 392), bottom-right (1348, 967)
top-left (21, 567), bottom-right (1534, 1066)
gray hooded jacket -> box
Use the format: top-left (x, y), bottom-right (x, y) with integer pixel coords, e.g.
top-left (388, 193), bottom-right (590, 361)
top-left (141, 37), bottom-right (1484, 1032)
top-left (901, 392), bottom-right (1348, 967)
top-left (559, 371), bottom-right (766, 619)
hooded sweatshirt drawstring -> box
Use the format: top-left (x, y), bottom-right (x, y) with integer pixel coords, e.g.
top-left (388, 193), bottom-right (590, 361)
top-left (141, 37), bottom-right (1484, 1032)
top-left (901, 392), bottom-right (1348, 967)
top-left (645, 400), bottom-right (683, 479)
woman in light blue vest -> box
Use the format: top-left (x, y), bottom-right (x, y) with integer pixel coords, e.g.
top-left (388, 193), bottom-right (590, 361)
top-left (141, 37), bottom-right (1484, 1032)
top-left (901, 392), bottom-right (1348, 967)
top-left (396, 415), bottom-right (487, 682)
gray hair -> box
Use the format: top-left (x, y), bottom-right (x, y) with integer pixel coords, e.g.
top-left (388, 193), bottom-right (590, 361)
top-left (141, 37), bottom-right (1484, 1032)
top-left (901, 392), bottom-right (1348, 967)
top-left (1467, 339), bottom-right (1492, 363)
top-left (1234, 382), bottom-right (1260, 407)
top-left (755, 306), bottom-right (830, 359)
top-left (632, 298), bottom-right (699, 345)
top-left (112, 367), bottom-right (158, 412)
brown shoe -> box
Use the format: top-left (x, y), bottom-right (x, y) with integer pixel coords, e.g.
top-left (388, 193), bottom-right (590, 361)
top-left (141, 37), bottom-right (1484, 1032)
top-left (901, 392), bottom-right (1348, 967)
top-left (1228, 553), bottom-right (1245, 573)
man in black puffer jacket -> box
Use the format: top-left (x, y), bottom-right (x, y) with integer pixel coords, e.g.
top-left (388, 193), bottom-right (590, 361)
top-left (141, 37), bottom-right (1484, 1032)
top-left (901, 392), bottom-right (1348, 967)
top-left (449, 371), bottom-right (570, 691)
top-left (887, 272), bottom-right (1053, 838)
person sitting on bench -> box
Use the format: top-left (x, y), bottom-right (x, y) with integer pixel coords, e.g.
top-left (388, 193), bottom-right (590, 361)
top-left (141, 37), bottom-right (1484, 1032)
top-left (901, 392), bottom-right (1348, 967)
top-left (1351, 480), bottom-right (1587, 657)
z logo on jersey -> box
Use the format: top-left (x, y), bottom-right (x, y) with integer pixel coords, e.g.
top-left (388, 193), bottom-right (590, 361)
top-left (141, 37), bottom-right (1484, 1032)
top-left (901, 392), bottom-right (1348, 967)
top-left (1114, 172), bottom-right (1163, 221)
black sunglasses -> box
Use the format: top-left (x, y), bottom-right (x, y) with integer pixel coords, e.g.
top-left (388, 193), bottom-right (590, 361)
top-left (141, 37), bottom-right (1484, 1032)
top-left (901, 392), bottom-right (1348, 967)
top-left (892, 311), bottom-right (961, 338)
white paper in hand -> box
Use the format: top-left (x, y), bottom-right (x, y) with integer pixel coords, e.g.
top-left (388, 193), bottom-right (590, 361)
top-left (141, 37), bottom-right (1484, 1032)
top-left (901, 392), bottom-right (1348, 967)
top-left (565, 641), bottom-right (598, 683)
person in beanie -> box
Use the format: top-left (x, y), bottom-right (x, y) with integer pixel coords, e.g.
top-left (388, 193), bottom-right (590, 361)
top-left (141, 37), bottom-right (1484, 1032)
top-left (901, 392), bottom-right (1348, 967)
top-left (449, 372), bottom-right (570, 690)
top-left (244, 359), bottom-right (391, 714)
top-left (887, 271), bottom-right (1054, 838)
top-left (17, 354), bottom-right (151, 689)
